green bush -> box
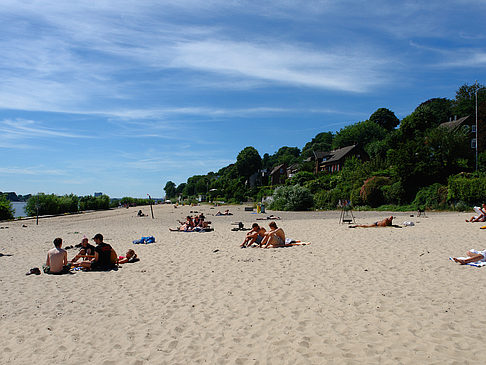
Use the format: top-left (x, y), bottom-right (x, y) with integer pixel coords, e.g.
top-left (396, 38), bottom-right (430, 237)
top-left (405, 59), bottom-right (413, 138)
top-left (359, 176), bottom-right (391, 207)
top-left (447, 174), bottom-right (486, 206)
top-left (79, 195), bottom-right (110, 211)
top-left (269, 185), bottom-right (314, 211)
top-left (412, 183), bottom-right (448, 210)
top-left (0, 195), bottom-right (14, 220)
top-left (287, 171), bottom-right (315, 186)
top-left (26, 194), bottom-right (65, 216)
top-left (382, 181), bottom-right (405, 205)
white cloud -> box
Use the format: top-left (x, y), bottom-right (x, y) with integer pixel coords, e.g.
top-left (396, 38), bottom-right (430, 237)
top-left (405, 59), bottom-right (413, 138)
top-left (0, 119), bottom-right (93, 146)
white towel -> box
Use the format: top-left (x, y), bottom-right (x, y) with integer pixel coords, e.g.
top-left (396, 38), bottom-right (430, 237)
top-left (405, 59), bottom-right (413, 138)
top-left (449, 257), bottom-right (486, 267)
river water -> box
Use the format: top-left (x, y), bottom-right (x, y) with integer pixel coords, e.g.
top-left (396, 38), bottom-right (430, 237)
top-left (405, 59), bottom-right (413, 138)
top-left (11, 202), bottom-right (27, 218)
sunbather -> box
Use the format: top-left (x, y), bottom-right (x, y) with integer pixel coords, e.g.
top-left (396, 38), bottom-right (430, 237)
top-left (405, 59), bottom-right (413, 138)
top-left (465, 204), bottom-right (486, 222)
top-left (261, 221), bottom-right (286, 248)
top-left (241, 223), bottom-right (266, 248)
top-left (118, 249), bottom-right (139, 264)
top-left (452, 249), bottom-right (486, 264)
top-left (216, 209), bottom-right (232, 216)
top-left (350, 216), bottom-right (394, 228)
top-left (256, 215), bottom-right (281, 220)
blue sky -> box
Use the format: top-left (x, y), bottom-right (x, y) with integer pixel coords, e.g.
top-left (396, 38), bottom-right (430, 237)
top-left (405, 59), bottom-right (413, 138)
top-left (1, 1), bottom-right (485, 198)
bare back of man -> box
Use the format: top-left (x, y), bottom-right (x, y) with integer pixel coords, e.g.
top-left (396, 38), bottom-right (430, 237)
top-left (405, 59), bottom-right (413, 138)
top-left (350, 216), bottom-right (394, 228)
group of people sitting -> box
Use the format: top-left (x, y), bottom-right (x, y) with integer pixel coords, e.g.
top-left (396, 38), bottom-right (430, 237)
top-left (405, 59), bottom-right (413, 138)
top-left (240, 221), bottom-right (286, 248)
top-left (170, 214), bottom-right (211, 232)
top-left (44, 233), bottom-right (138, 274)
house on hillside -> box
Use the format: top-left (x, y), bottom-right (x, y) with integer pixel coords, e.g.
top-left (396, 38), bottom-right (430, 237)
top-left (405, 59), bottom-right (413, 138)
top-left (439, 115), bottom-right (483, 152)
top-left (287, 163), bottom-right (300, 178)
top-left (247, 169), bottom-right (269, 188)
top-left (270, 164), bottom-right (288, 185)
top-left (306, 145), bottom-right (369, 174)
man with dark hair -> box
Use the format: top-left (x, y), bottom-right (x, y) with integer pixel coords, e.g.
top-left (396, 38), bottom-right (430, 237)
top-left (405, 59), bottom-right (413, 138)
top-left (241, 223), bottom-right (266, 248)
top-left (45, 237), bottom-right (69, 274)
top-left (261, 221), bottom-right (286, 248)
top-left (77, 233), bottom-right (117, 271)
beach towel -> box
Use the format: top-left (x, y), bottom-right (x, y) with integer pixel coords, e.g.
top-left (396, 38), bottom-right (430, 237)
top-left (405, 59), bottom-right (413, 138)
top-left (133, 236), bottom-right (156, 244)
top-left (449, 257), bottom-right (486, 267)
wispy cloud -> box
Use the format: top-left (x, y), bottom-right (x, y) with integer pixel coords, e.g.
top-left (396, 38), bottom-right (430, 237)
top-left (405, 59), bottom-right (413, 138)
top-left (0, 119), bottom-right (94, 149)
top-left (0, 166), bottom-right (65, 176)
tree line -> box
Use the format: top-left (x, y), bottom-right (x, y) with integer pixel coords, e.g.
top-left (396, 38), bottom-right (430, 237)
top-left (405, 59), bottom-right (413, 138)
top-left (164, 83), bottom-right (486, 211)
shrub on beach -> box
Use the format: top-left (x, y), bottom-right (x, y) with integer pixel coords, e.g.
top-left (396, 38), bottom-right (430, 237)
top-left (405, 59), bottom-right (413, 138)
top-left (359, 176), bottom-right (391, 207)
top-left (269, 185), bottom-right (313, 211)
top-left (447, 174), bottom-right (486, 206)
top-left (79, 195), bottom-right (110, 211)
top-left (0, 195), bottom-right (14, 220)
top-left (413, 183), bottom-right (448, 210)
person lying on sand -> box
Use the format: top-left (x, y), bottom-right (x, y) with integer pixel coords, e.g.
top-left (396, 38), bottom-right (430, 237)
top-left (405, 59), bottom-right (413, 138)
top-left (241, 223), bottom-right (266, 248)
top-left (261, 221), bottom-right (286, 248)
top-left (44, 237), bottom-right (70, 274)
top-left (70, 236), bottom-right (95, 263)
top-left (256, 215), bottom-right (281, 220)
top-left (465, 204), bottom-right (486, 222)
top-left (118, 249), bottom-right (139, 264)
top-left (215, 209), bottom-right (232, 216)
top-left (349, 216), bottom-right (394, 228)
top-left (452, 249), bottom-right (486, 265)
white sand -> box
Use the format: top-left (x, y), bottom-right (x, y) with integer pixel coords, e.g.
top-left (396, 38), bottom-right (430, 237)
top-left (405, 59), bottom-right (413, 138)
top-left (1, 205), bottom-right (485, 364)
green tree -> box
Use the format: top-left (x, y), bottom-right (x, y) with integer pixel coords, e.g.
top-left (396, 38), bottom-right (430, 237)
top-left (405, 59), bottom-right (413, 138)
top-left (236, 146), bottom-right (262, 178)
top-left (453, 83), bottom-right (486, 117)
top-left (164, 181), bottom-right (176, 199)
top-left (332, 120), bottom-right (387, 150)
top-left (369, 108), bottom-right (400, 131)
top-left (0, 195), bottom-right (14, 220)
top-left (301, 132), bottom-right (333, 159)
top-left (400, 98), bottom-right (453, 139)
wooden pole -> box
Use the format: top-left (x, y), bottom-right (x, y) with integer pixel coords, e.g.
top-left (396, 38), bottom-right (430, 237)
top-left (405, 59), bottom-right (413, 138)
top-left (36, 195), bottom-right (39, 225)
top-left (147, 194), bottom-right (154, 219)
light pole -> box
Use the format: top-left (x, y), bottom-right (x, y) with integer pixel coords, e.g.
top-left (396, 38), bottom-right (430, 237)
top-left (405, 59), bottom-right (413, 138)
top-left (476, 80), bottom-right (479, 172)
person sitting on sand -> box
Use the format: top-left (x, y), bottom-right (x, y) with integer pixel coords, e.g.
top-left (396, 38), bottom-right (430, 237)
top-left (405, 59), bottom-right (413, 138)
top-left (44, 237), bottom-right (69, 274)
top-left (350, 216), bottom-right (394, 228)
top-left (75, 233), bottom-right (117, 271)
top-left (241, 223), bottom-right (267, 248)
top-left (70, 236), bottom-right (95, 263)
top-left (174, 216), bottom-right (195, 231)
top-left (452, 249), bottom-right (486, 265)
top-left (137, 210), bottom-right (146, 217)
top-left (465, 204), bottom-right (486, 222)
top-left (261, 221), bottom-right (286, 248)
top-left (118, 249), bottom-right (139, 264)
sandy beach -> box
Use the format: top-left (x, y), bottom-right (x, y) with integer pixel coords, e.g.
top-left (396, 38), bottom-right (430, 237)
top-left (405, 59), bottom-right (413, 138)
top-left (1, 205), bottom-right (485, 364)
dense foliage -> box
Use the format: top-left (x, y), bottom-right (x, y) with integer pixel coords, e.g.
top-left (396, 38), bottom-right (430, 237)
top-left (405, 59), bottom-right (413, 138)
top-left (25, 193), bottom-right (113, 216)
top-left (269, 185), bottom-right (314, 211)
top-left (0, 195), bottom-right (14, 220)
top-left (169, 83), bottom-right (486, 211)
